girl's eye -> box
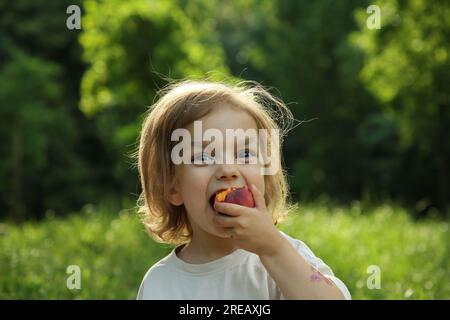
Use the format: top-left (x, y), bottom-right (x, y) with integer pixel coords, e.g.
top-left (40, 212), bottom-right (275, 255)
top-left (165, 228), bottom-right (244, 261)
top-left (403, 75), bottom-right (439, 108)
top-left (192, 153), bottom-right (215, 165)
top-left (237, 149), bottom-right (257, 163)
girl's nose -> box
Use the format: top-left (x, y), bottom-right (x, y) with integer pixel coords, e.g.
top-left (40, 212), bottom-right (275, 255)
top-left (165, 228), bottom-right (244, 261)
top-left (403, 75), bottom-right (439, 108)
top-left (215, 165), bottom-right (240, 181)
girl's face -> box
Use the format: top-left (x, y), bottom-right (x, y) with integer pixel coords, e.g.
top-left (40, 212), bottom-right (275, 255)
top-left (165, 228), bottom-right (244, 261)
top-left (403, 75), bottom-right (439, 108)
top-left (169, 104), bottom-right (266, 239)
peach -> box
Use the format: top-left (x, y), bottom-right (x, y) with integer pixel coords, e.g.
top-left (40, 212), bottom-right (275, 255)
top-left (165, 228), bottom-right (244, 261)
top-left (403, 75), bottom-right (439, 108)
top-left (215, 186), bottom-right (255, 208)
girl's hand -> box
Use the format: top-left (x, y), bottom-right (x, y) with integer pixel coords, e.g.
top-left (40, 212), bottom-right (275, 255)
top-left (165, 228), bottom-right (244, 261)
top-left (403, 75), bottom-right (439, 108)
top-left (213, 184), bottom-right (284, 256)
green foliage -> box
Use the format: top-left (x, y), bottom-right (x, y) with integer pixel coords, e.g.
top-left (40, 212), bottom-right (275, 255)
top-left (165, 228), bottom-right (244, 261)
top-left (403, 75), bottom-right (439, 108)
top-left (0, 0), bottom-right (112, 219)
top-left (0, 203), bottom-right (448, 299)
top-left (0, 42), bottom-right (94, 219)
top-left (350, 0), bottom-right (450, 212)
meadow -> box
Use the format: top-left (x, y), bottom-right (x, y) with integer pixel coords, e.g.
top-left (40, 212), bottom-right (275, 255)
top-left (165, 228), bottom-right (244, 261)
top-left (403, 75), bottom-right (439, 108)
top-left (1, 202), bottom-right (448, 299)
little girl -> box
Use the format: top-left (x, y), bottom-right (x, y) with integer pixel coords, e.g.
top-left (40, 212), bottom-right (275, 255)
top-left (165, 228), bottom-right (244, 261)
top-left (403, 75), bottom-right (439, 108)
top-left (136, 80), bottom-right (351, 300)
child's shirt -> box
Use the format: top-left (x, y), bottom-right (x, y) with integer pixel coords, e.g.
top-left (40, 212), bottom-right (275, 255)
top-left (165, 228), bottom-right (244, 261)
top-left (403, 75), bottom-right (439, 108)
top-left (137, 230), bottom-right (351, 300)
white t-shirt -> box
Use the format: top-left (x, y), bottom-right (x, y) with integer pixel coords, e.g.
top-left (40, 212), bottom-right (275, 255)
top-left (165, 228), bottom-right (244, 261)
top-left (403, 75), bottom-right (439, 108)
top-left (137, 230), bottom-right (351, 300)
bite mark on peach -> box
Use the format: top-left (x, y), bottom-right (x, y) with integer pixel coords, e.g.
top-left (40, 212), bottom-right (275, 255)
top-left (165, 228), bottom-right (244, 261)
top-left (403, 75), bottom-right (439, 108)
top-left (215, 186), bottom-right (255, 208)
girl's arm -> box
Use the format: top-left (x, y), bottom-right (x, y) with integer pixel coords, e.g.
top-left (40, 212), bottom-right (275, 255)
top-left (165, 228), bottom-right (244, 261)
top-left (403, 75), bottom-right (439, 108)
top-left (259, 233), bottom-right (346, 300)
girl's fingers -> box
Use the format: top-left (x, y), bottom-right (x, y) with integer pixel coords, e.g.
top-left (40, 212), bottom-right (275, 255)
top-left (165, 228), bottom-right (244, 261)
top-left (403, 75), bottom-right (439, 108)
top-left (251, 184), bottom-right (266, 210)
top-left (213, 214), bottom-right (239, 228)
top-left (213, 202), bottom-right (243, 216)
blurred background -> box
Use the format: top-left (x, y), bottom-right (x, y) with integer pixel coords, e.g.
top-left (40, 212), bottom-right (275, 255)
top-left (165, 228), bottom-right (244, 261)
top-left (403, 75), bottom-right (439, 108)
top-left (0, 0), bottom-right (448, 299)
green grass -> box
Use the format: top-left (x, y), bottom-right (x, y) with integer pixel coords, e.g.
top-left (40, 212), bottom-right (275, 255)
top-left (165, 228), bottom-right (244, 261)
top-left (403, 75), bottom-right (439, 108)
top-left (0, 202), bottom-right (448, 299)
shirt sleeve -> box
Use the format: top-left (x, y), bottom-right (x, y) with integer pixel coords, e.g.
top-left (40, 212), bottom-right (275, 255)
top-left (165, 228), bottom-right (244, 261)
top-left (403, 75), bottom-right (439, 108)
top-left (279, 231), bottom-right (352, 300)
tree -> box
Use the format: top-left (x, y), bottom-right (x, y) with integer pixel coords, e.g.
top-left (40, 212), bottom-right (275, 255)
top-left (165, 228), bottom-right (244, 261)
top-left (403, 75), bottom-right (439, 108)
top-left (0, 0), bottom-right (107, 219)
top-left (350, 0), bottom-right (450, 215)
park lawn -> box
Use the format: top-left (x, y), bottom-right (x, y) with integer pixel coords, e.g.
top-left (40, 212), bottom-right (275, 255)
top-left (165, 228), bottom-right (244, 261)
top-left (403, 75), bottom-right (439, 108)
top-left (0, 202), bottom-right (448, 299)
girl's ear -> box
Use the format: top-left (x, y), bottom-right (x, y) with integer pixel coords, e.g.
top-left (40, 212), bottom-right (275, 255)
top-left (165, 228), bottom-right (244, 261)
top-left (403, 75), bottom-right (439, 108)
top-left (167, 179), bottom-right (184, 206)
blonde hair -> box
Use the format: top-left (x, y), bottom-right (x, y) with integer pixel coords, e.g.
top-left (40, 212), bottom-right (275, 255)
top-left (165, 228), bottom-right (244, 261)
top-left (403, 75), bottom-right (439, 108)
top-left (137, 80), bottom-right (295, 245)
